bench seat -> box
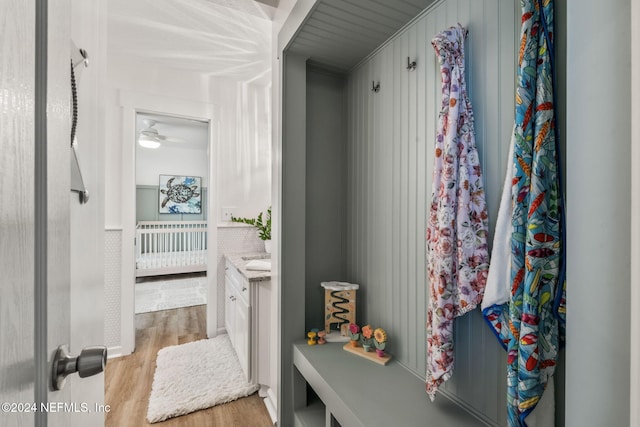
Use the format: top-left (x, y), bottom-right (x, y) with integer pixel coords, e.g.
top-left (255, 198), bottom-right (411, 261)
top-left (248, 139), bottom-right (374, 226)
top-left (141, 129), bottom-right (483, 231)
top-left (292, 341), bottom-right (487, 427)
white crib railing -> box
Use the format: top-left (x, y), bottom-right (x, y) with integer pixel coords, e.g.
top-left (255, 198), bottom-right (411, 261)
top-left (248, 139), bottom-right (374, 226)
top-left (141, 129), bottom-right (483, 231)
top-left (136, 221), bottom-right (208, 277)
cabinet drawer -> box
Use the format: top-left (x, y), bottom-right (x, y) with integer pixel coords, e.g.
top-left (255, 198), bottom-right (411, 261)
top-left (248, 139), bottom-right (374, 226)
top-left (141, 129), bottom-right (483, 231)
top-left (225, 260), bottom-right (250, 304)
top-left (225, 260), bottom-right (243, 285)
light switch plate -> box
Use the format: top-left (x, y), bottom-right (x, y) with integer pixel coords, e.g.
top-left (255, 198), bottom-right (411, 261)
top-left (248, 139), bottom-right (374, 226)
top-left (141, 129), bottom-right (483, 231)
top-left (221, 207), bottom-right (235, 221)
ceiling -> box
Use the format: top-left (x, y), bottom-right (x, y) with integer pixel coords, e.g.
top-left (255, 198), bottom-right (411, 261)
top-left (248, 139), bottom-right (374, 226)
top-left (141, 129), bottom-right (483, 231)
top-left (286, 0), bottom-right (436, 72)
top-left (107, 0), bottom-right (273, 79)
top-left (110, 0), bottom-right (274, 145)
top-left (116, 0), bottom-right (436, 139)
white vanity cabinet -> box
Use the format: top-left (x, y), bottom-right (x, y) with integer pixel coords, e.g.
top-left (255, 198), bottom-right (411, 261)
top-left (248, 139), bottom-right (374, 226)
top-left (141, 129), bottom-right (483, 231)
top-left (224, 257), bottom-right (271, 388)
top-left (224, 266), bottom-right (250, 381)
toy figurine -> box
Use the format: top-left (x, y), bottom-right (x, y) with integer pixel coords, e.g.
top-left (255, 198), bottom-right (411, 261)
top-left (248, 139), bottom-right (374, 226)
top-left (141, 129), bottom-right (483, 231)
top-left (307, 331), bottom-right (317, 345)
top-left (317, 330), bottom-right (326, 344)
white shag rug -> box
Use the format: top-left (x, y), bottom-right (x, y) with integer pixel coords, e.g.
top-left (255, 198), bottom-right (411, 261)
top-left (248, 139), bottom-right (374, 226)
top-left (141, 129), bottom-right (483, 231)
top-left (135, 276), bottom-right (206, 314)
top-left (147, 335), bottom-right (259, 423)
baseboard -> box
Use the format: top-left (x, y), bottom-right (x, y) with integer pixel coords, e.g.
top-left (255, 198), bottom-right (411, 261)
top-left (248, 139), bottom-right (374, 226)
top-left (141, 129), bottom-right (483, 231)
top-left (263, 386), bottom-right (277, 425)
top-left (107, 346), bottom-right (123, 360)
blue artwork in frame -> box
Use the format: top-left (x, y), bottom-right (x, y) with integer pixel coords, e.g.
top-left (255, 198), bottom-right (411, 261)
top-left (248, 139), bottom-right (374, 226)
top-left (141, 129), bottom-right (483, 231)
top-left (159, 175), bottom-right (202, 214)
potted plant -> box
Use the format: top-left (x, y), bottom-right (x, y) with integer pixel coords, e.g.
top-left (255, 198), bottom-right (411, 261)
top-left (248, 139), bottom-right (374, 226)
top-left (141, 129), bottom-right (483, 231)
top-left (232, 207), bottom-right (272, 253)
top-left (373, 327), bottom-right (387, 357)
top-left (361, 324), bottom-right (374, 352)
top-left (348, 323), bottom-right (360, 347)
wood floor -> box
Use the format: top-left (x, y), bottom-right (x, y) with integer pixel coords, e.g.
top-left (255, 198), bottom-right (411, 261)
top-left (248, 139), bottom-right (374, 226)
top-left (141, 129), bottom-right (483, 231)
top-left (105, 305), bottom-right (273, 427)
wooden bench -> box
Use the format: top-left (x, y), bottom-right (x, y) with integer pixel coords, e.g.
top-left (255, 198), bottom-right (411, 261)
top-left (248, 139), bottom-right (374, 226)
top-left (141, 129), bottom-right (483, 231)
top-left (292, 341), bottom-right (487, 427)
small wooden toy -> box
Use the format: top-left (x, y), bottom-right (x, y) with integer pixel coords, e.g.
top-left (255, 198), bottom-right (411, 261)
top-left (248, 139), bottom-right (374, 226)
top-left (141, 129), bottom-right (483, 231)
top-left (342, 326), bottom-right (391, 365)
top-left (321, 281), bottom-right (359, 336)
top-left (317, 330), bottom-right (326, 345)
top-left (307, 331), bottom-right (317, 345)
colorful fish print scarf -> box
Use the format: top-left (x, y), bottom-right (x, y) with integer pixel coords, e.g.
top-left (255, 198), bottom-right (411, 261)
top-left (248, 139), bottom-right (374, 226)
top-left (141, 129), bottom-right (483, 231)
top-left (426, 24), bottom-right (490, 400)
top-left (482, 0), bottom-right (566, 425)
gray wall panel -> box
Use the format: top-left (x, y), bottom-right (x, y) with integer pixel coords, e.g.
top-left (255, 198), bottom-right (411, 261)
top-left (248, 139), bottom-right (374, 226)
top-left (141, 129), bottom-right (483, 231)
top-left (281, 53), bottom-right (308, 427)
top-left (345, 0), bottom-right (520, 424)
top-left (305, 66), bottom-right (347, 330)
top-left (379, 45), bottom-right (395, 341)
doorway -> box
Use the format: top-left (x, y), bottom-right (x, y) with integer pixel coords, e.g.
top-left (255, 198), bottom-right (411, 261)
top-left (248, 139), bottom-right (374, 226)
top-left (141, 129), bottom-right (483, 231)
top-left (117, 91), bottom-right (220, 357)
top-left (133, 112), bottom-right (210, 318)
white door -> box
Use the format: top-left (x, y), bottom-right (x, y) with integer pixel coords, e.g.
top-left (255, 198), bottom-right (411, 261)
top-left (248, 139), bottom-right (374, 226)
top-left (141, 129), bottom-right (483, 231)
top-left (0, 2), bottom-right (105, 426)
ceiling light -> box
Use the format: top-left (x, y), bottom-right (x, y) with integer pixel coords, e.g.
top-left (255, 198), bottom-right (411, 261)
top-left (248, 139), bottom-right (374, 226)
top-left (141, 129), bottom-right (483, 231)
top-left (138, 134), bottom-right (161, 149)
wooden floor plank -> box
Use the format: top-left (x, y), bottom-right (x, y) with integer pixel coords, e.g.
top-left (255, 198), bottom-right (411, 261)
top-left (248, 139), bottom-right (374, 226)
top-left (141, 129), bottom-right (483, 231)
top-left (105, 305), bottom-right (273, 427)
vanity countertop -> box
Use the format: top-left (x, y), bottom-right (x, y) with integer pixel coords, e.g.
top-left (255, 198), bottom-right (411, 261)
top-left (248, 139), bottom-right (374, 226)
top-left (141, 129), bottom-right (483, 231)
top-left (225, 252), bottom-right (271, 282)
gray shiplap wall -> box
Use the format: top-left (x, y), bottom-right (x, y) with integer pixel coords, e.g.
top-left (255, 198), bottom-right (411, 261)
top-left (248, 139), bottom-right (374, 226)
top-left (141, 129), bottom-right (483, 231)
top-left (346, 0), bottom-right (518, 424)
top-left (287, 0), bottom-right (436, 71)
top-left (305, 66), bottom-right (348, 330)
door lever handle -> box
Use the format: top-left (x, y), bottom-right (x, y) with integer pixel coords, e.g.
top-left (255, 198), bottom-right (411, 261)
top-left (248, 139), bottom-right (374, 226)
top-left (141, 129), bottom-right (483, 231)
top-left (52, 345), bottom-right (107, 391)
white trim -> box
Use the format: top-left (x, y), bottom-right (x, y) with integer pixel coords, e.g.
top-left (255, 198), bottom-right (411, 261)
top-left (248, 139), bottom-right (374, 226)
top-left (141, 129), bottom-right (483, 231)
top-left (271, 41), bottom-right (282, 427)
top-left (216, 223), bottom-right (256, 229)
top-left (105, 225), bottom-right (123, 231)
top-left (120, 105), bottom-right (136, 355)
top-left (631, 0), bottom-right (640, 423)
top-left (263, 387), bottom-right (278, 425)
top-left (118, 90), bottom-right (220, 354)
top-left (106, 346), bottom-right (123, 360)
top-left (276, 0), bottom-right (318, 54)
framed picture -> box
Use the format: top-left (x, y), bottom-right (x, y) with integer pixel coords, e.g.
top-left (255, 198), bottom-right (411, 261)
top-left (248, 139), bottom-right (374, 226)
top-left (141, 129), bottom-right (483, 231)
top-left (158, 175), bottom-right (202, 214)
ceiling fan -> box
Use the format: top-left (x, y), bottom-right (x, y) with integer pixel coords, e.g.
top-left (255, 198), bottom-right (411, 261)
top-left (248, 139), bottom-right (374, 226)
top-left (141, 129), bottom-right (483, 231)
top-left (138, 119), bottom-right (164, 149)
top-left (138, 119), bottom-right (184, 148)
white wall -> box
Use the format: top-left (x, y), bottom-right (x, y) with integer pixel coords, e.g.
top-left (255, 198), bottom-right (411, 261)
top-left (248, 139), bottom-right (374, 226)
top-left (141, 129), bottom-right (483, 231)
top-left (105, 59), bottom-right (271, 224)
top-left (136, 145), bottom-right (209, 187)
top-left (104, 34), bottom-right (273, 354)
top-left (214, 77), bottom-right (272, 220)
top-left (105, 60), bottom-right (214, 227)
top-left (565, 0), bottom-right (631, 425)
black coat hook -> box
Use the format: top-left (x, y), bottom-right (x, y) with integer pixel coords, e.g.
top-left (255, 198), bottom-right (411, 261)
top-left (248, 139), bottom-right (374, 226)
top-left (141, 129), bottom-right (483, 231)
top-left (406, 56), bottom-right (417, 71)
top-left (371, 81), bottom-right (380, 93)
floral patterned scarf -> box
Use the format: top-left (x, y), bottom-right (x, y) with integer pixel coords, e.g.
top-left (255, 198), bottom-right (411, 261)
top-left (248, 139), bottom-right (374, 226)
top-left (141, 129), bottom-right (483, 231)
top-left (426, 24), bottom-right (490, 400)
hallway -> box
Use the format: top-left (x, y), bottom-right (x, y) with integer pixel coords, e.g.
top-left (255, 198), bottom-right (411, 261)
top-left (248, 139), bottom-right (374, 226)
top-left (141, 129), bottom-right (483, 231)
top-left (105, 305), bottom-right (272, 426)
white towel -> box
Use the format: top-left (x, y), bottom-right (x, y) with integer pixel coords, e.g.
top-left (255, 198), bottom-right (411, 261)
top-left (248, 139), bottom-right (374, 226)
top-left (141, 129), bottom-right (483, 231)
top-left (481, 130), bottom-right (515, 311)
top-left (245, 260), bottom-right (271, 271)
